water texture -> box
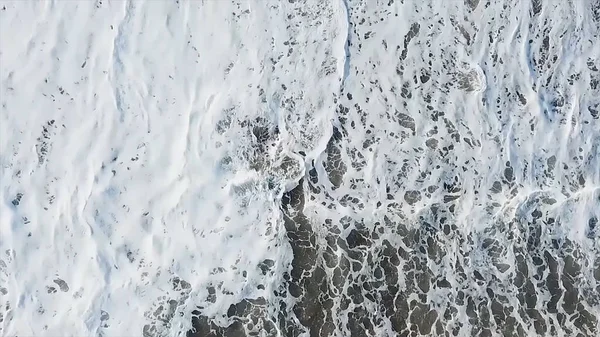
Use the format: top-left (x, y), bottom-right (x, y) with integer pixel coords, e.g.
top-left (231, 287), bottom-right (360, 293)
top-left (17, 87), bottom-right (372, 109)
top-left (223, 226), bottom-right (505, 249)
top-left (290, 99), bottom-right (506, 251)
top-left (1, 1), bottom-right (599, 337)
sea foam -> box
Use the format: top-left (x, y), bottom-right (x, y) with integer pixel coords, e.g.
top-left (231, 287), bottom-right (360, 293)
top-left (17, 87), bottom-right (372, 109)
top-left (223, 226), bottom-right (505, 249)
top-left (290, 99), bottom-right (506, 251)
top-left (1, 1), bottom-right (599, 336)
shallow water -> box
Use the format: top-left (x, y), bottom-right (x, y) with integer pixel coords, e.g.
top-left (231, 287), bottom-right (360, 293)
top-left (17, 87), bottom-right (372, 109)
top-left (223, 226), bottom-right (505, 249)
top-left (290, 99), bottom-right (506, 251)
top-left (1, 1), bottom-right (599, 336)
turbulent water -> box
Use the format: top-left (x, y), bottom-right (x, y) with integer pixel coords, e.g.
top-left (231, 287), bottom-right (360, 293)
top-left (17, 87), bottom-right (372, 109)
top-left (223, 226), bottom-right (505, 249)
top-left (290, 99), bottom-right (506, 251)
top-left (1, 0), bottom-right (599, 336)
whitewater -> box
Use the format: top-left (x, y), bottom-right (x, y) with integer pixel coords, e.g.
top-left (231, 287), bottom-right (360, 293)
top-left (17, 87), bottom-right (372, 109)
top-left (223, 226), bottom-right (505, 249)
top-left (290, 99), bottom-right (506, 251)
top-left (0, 0), bottom-right (599, 336)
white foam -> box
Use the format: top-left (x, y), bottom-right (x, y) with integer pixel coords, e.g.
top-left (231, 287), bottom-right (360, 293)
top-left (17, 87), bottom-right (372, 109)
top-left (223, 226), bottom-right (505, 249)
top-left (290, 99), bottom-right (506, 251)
top-left (1, 0), bottom-right (599, 336)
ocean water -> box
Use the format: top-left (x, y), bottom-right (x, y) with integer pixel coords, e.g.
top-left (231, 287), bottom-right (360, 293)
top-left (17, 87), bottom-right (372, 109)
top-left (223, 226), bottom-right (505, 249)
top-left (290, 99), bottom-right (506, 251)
top-left (1, 0), bottom-right (599, 336)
